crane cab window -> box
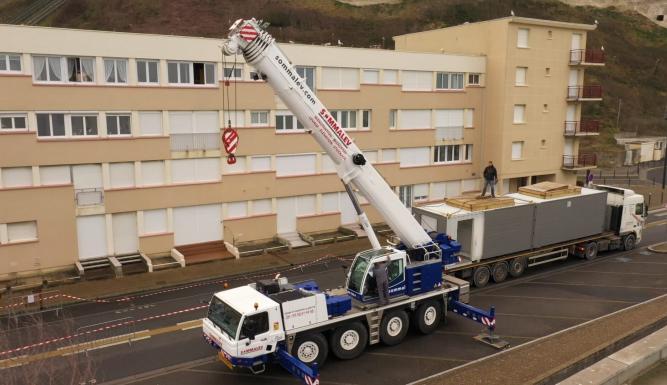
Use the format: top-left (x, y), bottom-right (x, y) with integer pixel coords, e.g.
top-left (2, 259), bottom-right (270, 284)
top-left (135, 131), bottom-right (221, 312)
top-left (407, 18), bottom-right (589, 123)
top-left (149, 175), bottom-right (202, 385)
top-left (240, 311), bottom-right (269, 340)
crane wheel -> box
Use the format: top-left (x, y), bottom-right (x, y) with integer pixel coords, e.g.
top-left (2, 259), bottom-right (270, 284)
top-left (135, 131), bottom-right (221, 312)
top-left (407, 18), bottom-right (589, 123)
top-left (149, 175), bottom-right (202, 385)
top-left (380, 310), bottom-right (409, 345)
top-left (330, 321), bottom-right (368, 360)
top-left (472, 266), bottom-right (491, 288)
top-left (292, 333), bottom-right (328, 367)
top-left (414, 300), bottom-right (442, 334)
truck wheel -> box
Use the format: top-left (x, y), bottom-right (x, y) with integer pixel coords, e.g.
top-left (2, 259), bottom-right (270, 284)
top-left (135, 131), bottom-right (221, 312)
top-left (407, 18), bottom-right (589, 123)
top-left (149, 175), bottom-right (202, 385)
top-left (472, 266), bottom-right (491, 288)
top-left (584, 242), bottom-right (599, 260)
top-left (414, 300), bottom-right (442, 335)
top-left (492, 262), bottom-right (509, 283)
top-left (623, 234), bottom-right (636, 251)
top-left (380, 310), bottom-right (409, 345)
top-left (509, 258), bottom-right (526, 278)
top-left (292, 333), bottom-right (328, 367)
top-left (330, 321), bottom-right (368, 360)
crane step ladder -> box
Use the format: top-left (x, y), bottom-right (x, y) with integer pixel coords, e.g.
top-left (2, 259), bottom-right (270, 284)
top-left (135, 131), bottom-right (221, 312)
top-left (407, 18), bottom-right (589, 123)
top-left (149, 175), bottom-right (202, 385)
top-left (367, 309), bottom-right (383, 344)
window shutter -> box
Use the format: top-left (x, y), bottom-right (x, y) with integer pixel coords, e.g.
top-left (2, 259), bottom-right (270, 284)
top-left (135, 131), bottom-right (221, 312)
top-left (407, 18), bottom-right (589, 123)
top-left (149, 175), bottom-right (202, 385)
top-left (297, 195), bottom-right (316, 216)
top-left (276, 154), bottom-right (316, 176)
top-left (194, 111), bottom-right (218, 133)
top-left (399, 110), bottom-right (431, 129)
top-left (109, 162), bottom-right (135, 188)
top-left (141, 161), bottom-right (165, 186)
top-left (143, 209), bottom-right (167, 234)
top-left (252, 199), bottom-right (272, 215)
top-left (2, 167), bottom-right (33, 187)
top-left (139, 112), bottom-right (163, 136)
top-left (399, 147), bottom-right (430, 167)
top-left (40, 165), bottom-right (71, 186)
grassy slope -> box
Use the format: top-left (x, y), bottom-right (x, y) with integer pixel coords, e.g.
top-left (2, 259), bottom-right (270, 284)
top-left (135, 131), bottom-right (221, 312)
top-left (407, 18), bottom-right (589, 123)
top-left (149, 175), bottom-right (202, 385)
top-left (2, 0), bottom-right (666, 155)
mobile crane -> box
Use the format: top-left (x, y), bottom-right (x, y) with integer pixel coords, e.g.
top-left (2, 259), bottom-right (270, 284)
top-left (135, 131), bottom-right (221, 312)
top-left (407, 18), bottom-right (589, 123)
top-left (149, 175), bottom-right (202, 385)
top-left (202, 19), bottom-right (504, 385)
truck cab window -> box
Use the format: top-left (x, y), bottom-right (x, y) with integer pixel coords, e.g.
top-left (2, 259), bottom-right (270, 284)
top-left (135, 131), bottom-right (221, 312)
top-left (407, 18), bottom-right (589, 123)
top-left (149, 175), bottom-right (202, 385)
top-left (387, 259), bottom-right (403, 282)
top-left (240, 312), bottom-right (269, 339)
top-left (635, 203), bottom-right (644, 216)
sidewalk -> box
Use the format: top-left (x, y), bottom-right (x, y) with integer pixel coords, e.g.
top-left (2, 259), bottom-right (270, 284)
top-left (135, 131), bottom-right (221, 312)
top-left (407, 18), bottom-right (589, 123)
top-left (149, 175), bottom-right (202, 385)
top-left (1, 238), bottom-right (373, 308)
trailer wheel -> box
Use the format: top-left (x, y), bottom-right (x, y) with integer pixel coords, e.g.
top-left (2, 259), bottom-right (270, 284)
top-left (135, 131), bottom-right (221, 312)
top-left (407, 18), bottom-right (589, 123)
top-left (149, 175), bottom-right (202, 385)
top-left (491, 262), bottom-right (509, 283)
top-left (623, 234), bottom-right (636, 251)
top-left (330, 321), bottom-right (368, 360)
top-left (584, 242), bottom-right (599, 260)
top-left (472, 266), bottom-right (491, 288)
top-left (292, 333), bottom-right (328, 367)
top-left (509, 258), bottom-right (526, 278)
top-left (414, 300), bottom-right (442, 335)
top-left (380, 310), bottom-right (409, 345)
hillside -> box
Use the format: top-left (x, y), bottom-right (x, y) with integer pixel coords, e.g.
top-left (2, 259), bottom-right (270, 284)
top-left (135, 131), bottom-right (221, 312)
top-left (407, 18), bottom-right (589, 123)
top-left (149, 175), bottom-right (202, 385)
top-left (1, 0), bottom-right (666, 159)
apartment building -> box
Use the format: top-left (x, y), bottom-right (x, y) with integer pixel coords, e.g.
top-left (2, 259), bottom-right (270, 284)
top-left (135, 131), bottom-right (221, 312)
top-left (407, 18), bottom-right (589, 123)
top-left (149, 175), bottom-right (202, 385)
top-left (0, 24), bottom-right (488, 278)
top-left (395, 16), bottom-right (603, 192)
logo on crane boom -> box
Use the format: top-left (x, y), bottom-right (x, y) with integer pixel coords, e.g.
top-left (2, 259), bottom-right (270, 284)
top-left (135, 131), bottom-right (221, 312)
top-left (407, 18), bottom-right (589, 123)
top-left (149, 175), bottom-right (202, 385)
top-left (319, 109), bottom-right (352, 147)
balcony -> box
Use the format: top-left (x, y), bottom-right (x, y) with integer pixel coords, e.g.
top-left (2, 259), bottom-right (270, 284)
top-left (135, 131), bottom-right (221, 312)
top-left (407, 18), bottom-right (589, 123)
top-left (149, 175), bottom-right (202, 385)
top-left (562, 154), bottom-right (597, 170)
top-left (569, 49), bottom-right (605, 66)
top-left (170, 133), bottom-right (220, 152)
top-left (564, 119), bottom-right (600, 136)
top-left (566, 85), bottom-right (602, 101)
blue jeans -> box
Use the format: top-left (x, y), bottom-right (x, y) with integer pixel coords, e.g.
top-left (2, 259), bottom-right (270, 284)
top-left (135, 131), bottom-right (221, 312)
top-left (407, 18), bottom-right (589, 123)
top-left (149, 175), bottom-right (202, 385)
top-left (482, 179), bottom-right (495, 197)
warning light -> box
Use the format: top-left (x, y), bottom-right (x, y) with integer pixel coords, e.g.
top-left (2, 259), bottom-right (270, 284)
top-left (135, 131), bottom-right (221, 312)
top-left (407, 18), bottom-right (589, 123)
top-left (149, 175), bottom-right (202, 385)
top-left (223, 282), bottom-right (229, 289)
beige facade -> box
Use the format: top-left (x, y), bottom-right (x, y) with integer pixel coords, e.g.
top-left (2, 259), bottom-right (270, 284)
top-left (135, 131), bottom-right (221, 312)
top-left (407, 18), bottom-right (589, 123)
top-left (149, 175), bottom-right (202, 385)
top-left (395, 16), bottom-right (602, 192)
top-left (0, 18), bottom-right (599, 279)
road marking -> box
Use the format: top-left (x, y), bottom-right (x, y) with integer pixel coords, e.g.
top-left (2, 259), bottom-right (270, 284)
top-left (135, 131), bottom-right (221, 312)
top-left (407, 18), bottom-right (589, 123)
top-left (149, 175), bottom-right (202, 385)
top-left (574, 269), bottom-right (667, 276)
top-left (655, 212), bottom-right (667, 217)
top-left (477, 294), bottom-right (635, 304)
top-left (496, 312), bottom-right (591, 321)
top-left (529, 280), bottom-right (667, 290)
top-left (434, 330), bottom-right (533, 340)
top-left (646, 219), bottom-right (667, 228)
top-left (177, 319), bottom-right (202, 331)
top-left (367, 351), bottom-right (469, 363)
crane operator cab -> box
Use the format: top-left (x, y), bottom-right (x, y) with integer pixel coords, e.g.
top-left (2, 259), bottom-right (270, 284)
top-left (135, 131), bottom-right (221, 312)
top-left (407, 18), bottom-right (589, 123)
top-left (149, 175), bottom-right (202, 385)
top-left (345, 246), bottom-right (446, 303)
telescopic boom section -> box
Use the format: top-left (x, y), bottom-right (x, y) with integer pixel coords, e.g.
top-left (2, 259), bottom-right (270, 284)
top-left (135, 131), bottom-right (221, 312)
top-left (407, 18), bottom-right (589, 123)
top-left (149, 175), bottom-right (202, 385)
top-left (222, 19), bottom-right (433, 250)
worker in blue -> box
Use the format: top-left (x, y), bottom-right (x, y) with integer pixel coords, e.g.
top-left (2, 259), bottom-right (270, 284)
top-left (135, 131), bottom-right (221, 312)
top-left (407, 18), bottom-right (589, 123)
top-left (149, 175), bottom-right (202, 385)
top-left (372, 255), bottom-right (391, 305)
top-left (481, 161), bottom-right (498, 198)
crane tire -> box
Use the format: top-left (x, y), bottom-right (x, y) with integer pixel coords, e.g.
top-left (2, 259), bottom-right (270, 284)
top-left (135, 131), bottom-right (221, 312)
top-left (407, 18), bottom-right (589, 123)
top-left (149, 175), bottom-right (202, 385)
top-left (330, 321), bottom-right (368, 360)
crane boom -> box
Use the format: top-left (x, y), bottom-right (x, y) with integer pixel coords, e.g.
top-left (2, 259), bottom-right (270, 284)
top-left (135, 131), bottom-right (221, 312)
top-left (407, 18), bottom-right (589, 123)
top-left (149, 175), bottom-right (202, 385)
top-left (222, 19), bottom-right (433, 250)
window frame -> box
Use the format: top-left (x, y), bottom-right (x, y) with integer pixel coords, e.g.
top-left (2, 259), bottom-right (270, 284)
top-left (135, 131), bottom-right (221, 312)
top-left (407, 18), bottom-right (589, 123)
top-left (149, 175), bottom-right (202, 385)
top-left (103, 58), bottom-right (129, 84)
top-left (436, 72), bottom-right (464, 90)
top-left (433, 144), bottom-right (466, 164)
top-left (70, 114), bottom-right (99, 137)
top-left (517, 28), bottom-right (530, 48)
top-left (33, 55), bottom-right (64, 82)
top-left (511, 141), bottom-right (524, 160)
top-left (0, 113), bottom-right (28, 131)
top-left (65, 56), bottom-right (96, 83)
top-left (223, 67), bottom-right (242, 80)
top-left (36, 113), bottom-right (66, 138)
top-left (3, 221), bottom-right (38, 244)
top-left (137, 59), bottom-right (160, 84)
top-left (275, 110), bottom-right (303, 131)
top-left (106, 113), bottom-right (132, 136)
top-left (250, 111), bottom-right (269, 127)
top-left (0, 53), bottom-right (22, 73)
top-left (513, 104), bottom-right (527, 124)
top-left (296, 66), bottom-right (315, 90)
top-left (467, 73), bottom-right (480, 86)
top-left (169, 61), bottom-right (216, 85)
top-left (331, 110), bottom-right (358, 130)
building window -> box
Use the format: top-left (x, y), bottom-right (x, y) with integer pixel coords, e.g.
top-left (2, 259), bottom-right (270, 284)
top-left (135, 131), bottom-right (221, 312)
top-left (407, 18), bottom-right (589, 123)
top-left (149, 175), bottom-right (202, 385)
top-left (296, 66), bottom-right (315, 90)
top-left (517, 28), bottom-right (529, 48)
top-left (169, 61), bottom-right (215, 85)
top-left (402, 70), bottom-right (432, 91)
top-left (137, 59), bottom-right (159, 84)
top-left (331, 110), bottom-right (357, 130)
top-left (465, 144), bottom-right (473, 161)
top-left (434, 144), bottom-right (465, 163)
top-left (545, 67), bottom-right (551, 76)
top-left (104, 58), bottom-right (128, 83)
top-left (389, 109), bottom-right (397, 128)
top-left (66, 57), bottom-right (95, 83)
top-left (513, 104), bottom-right (526, 124)
top-left (512, 141), bottom-right (524, 160)
top-left (71, 115), bottom-right (98, 136)
top-left (106, 114), bottom-right (131, 136)
top-left (0, 53), bottom-right (21, 72)
top-left (139, 112), bottom-right (162, 136)
top-left (362, 110), bottom-right (371, 129)
top-left (3, 221), bottom-right (38, 244)
top-left (223, 67), bottom-right (242, 79)
top-left (468, 73), bottom-right (480, 85)
top-left (362, 69), bottom-right (379, 84)
top-left (320, 67), bottom-right (359, 89)
top-left (383, 69), bottom-right (398, 84)
top-left (36, 113), bottom-right (65, 137)
top-left (436, 72), bottom-right (464, 90)
top-left (250, 111), bottom-right (269, 126)
top-left (33, 56), bottom-right (62, 82)
top-left (1, 167), bottom-right (33, 187)
top-left (515, 67), bottom-right (527, 86)
top-left (275, 111), bottom-right (303, 131)
top-left (0, 114), bottom-right (27, 131)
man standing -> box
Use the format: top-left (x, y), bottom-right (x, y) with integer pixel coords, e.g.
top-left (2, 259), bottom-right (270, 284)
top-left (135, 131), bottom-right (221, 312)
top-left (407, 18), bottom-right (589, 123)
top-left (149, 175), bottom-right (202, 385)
top-left (481, 161), bottom-right (498, 198)
top-left (372, 255), bottom-right (391, 306)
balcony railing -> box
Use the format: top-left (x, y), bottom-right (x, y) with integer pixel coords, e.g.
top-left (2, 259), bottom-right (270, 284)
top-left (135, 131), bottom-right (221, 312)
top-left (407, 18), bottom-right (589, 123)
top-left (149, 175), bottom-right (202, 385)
top-left (569, 49), bottom-right (605, 65)
top-left (567, 85), bottom-right (603, 100)
top-left (170, 133), bottom-right (220, 152)
top-left (75, 188), bottom-right (104, 206)
top-left (562, 154), bottom-right (597, 169)
top-left (564, 119), bottom-right (600, 135)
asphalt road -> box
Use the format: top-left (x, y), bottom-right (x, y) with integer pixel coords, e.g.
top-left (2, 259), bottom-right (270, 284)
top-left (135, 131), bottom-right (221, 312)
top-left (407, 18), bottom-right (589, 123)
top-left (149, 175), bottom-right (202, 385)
top-left (2, 212), bottom-right (667, 385)
top-left (646, 165), bottom-right (666, 186)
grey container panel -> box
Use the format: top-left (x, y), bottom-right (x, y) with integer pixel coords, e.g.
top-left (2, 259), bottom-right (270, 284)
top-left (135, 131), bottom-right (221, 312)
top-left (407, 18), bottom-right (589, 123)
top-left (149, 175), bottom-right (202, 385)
top-left (481, 204), bottom-right (535, 259)
top-left (532, 192), bottom-right (607, 248)
top-left (413, 208), bottom-right (447, 234)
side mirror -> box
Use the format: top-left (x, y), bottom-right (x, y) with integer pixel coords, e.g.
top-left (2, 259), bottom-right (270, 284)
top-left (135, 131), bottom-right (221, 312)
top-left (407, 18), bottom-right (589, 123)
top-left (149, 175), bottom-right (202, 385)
top-left (643, 204), bottom-right (649, 218)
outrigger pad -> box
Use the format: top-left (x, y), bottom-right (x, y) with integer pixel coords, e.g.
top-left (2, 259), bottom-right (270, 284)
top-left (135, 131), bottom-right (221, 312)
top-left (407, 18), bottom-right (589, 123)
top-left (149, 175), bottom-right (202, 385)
top-left (474, 333), bottom-right (510, 350)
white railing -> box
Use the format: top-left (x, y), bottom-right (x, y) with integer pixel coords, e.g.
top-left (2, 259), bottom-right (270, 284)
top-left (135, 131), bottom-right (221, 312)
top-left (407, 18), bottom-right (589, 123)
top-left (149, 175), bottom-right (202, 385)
top-left (170, 133), bottom-right (220, 151)
top-left (75, 188), bottom-right (104, 206)
top-left (436, 126), bottom-right (464, 141)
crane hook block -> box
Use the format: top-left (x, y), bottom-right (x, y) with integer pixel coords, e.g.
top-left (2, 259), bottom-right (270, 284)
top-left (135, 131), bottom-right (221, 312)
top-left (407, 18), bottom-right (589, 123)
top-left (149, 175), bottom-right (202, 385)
top-left (352, 153), bottom-right (366, 166)
top-left (227, 154), bottom-right (237, 165)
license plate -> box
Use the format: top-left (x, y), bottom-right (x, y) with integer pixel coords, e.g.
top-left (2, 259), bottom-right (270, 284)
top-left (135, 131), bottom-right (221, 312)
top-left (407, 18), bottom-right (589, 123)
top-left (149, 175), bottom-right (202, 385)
top-left (218, 352), bottom-right (234, 370)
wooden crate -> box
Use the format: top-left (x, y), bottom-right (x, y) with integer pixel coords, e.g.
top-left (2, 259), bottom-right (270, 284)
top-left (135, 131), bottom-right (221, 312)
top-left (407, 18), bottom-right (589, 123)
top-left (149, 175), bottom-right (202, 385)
top-left (519, 182), bottom-right (581, 199)
top-left (445, 196), bottom-right (515, 212)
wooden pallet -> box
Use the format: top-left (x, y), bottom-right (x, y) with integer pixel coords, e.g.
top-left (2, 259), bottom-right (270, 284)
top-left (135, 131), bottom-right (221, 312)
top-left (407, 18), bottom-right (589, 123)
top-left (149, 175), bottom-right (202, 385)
top-left (445, 196), bottom-right (515, 211)
top-left (519, 182), bottom-right (581, 199)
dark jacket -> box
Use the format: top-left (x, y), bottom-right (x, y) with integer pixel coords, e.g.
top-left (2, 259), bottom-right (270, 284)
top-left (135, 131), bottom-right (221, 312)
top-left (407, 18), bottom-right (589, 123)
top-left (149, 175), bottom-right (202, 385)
top-left (483, 165), bottom-right (497, 181)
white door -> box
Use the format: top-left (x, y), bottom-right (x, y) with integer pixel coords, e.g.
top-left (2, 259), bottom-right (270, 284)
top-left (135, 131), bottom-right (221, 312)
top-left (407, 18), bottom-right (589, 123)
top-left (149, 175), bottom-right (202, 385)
top-left (76, 215), bottom-right (107, 260)
top-left (277, 197), bottom-right (297, 233)
top-left (564, 138), bottom-right (574, 156)
top-left (568, 69), bottom-right (579, 87)
top-left (112, 212), bottom-right (138, 255)
top-left (571, 33), bottom-right (582, 50)
top-left (570, 33), bottom-right (582, 62)
top-left (173, 204), bottom-right (222, 245)
top-left (340, 193), bottom-right (357, 224)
